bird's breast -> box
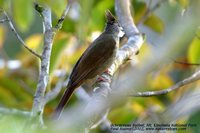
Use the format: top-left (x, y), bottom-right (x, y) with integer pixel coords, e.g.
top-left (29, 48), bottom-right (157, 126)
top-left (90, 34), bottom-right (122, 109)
top-left (96, 44), bottom-right (118, 75)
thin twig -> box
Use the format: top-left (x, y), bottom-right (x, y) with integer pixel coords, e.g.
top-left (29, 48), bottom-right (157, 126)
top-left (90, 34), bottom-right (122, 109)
top-left (43, 78), bottom-right (67, 105)
top-left (55, 0), bottom-right (72, 30)
top-left (140, 92), bottom-right (200, 124)
top-left (138, 0), bottom-right (167, 24)
top-left (0, 18), bottom-right (8, 23)
top-left (18, 79), bottom-right (35, 95)
top-left (34, 3), bottom-right (45, 33)
top-left (131, 69), bottom-right (200, 97)
top-left (173, 60), bottom-right (200, 66)
top-left (2, 11), bottom-right (42, 59)
top-left (0, 107), bottom-right (31, 116)
top-left (170, 57), bottom-right (200, 66)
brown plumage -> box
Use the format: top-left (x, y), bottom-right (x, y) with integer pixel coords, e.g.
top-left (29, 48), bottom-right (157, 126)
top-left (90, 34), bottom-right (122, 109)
top-left (54, 10), bottom-right (121, 118)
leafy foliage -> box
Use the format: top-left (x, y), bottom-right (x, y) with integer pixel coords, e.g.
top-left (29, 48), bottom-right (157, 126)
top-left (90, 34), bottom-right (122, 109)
top-left (0, 0), bottom-right (199, 132)
top-left (12, 0), bottom-right (34, 31)
top-left (188, 37), bottom-right (200, 63)
top-left (144, 13), bottom-right (164, 33)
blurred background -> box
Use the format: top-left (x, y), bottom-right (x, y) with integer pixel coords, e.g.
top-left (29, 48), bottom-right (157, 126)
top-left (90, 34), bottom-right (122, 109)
top-left (0, 0), bottom-right (200, 132)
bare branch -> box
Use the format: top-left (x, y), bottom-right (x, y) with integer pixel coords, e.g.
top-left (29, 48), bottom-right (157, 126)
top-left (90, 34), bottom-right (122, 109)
top-left (18, 79), bottom-right (35, 95)
top-left (173, 59), bottom-right (200, 66)
top-left (2, 11), bottom-right (42, 59)
top-left (32, 0), bottom-right (72, 112)
top-left (82, 0), bottom-right (144, 128)
top-left (92, 0), bottom-right (144, 98)
top-left (55, 0), bottom-right (72, 30)
top-left (43, 78), bottom-right (67, 105)
top-left (32, 1), bottom-right (71, 125)
top-left (0, 107), bottom-right (31, 116)
top-left (131, 69), bottom-right (200, 97)
top-left (138, 0), bottom-right (167, 24)
top-left (31, 6), bottom-right (53, 126)
top-left (75, 87), bottom-right (91, 102)
top-left (141, 91), bottom-right (200, 124)
top-left (0, 18), bottom-right (8, 23)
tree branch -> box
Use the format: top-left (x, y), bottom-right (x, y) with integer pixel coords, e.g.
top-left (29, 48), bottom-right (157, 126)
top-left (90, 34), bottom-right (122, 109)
top-left (138, 0), bottom-right (167, 24)
top-left (1, 11), bottom-right (42, 59)
top-left (33, 0), bottom-right (72, 107)
top-left (31, 6), bottom-right (54, 126)
top-left (0, 18), bottom-right (8, 23)
top-left (0, 107), bottom-right (31, 116)
top-left (162, 92), bottom-right (200, 123)
top-left (130, 69), bottom-right (200, 97)
top-left (93, 0), bottom-right (144, 100)
top-left (32, 1), bottom-right (71, 126)
top-left (54, 0), bottom-right (72, 30)
top-left (83, 0), bottom-right (144, 129)
top-left (140, 91), bottom-right (200, 124)
top-left (173, 59), bottom-right (200, 66)
top-left (43, 78), bottom-right (67, 105)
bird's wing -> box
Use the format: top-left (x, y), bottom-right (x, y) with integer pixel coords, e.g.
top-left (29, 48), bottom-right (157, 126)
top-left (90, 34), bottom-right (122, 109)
top-left (68, 34), bottom-right (116, 88)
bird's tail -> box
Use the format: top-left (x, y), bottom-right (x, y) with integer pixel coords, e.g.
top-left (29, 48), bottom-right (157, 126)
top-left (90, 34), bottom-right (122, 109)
top-left (54, 85), bottom-right (75, 119)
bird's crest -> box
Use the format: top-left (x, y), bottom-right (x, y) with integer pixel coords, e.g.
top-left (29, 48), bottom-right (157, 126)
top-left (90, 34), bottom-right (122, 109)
top-left (105, 10), bottom-right (117, 24)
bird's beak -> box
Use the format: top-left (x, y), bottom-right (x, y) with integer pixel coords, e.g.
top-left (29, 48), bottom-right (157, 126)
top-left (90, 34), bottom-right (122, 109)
top-left (119, 26), bottom-right (123, 31)
top-left (118, 26), bottom-right (125, 37)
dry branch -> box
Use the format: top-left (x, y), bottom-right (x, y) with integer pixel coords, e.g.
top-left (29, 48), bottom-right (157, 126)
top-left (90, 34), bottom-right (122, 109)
top-left (31, 1), bottom-right (71, 126)
top-left (131, 69), bottom-right (200, 97)
top-left (0, 107), bottom-right (30, 116)
top-left (82, 0), bottom-right (144, 129)
top-left (1, 11), bottom-right (41, 59)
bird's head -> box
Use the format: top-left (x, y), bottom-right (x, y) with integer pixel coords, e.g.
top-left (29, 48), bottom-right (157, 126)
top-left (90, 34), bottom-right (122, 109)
top-left (105, 10), bottom-right (123, 37)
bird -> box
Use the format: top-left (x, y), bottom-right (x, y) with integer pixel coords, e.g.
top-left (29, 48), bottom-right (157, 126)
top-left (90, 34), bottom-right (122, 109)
top-left (54, 10), bottom-right (122, 119)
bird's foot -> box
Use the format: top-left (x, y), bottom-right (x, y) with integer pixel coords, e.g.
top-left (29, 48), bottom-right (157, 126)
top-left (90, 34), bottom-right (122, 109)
top-left (104, 69), bottom-right (112, 76)
top-left (97, 76), bottom-right (109, 82)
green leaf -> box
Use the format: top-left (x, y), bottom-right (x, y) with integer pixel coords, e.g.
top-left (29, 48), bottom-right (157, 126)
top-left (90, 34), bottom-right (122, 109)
top-left (49, 0), bottom-right (67, 17)
top-left (187, 111), bottom-right (200, 133)
top-left (196, 27), bottom-right (200, 38)
top-left (0, 26), bottom-right (6, 48)
top-left (178, 0), bottom-right (189, 8)
top-left (49, 34), bottom-right (69, 75)
top-left (78, 0), bottom-right (95, 43)
top-left (37, 0), bottom-right (67, 17)
top-left (0, 115), bottom-right (32, 133)
top-left (12, 0), bottom-right (34, 31)
top-left (144, 14), bottom-right (165, 34)
top-left (132, 0), bottom-right (147, 24)
top-left (0, 77), bottom-right (31, 103)
top-left (188, 37), bottom-right (200, 63)
top-left (61, 17), bottom-right (76, 33)
top-left (0, 86), bottom-right (17, 106)
top-left (0, 0), bottom-right (11, 9)
top-left (89, 0), bottom-right (114, 31)
top-left (108, 105), bottom-right (136, 124)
